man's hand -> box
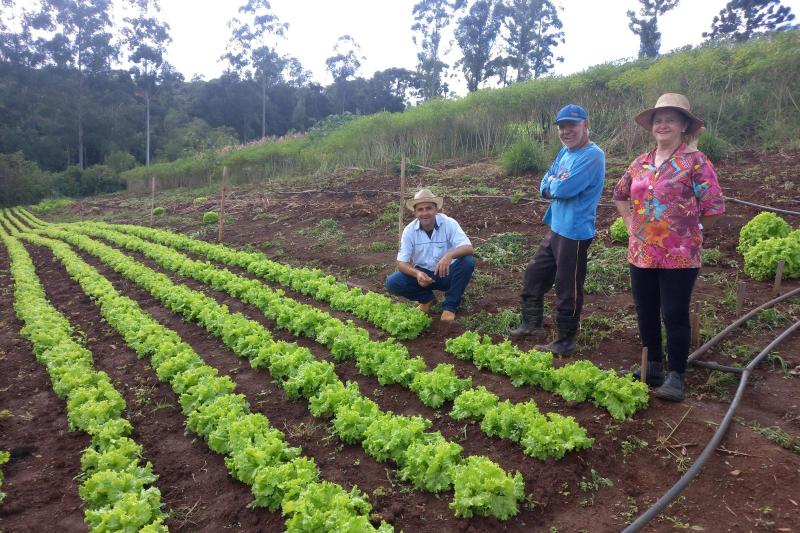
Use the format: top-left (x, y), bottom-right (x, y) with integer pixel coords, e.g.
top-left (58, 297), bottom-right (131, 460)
top-left (416, 270), bottom-right (433, 287)
top-left (434, 254), bottom-right (451, 277)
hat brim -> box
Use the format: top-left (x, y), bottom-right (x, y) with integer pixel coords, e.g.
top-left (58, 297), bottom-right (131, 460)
top-left (554, 117), bottom-right (586, 125)
top-left (406, 196), bottom-right (443, 212)
top-left (635, 106), bottom-right (704, 135)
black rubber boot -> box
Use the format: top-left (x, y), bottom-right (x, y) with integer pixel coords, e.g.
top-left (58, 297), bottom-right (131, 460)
top-left (509, 298), bottom-right (544, 338)
top-left (535, 317), bottom-right (579, 355)
top-left (654, 371), bottom-right (685, 402)
top-left (620, 361), bottom-right (665, 387)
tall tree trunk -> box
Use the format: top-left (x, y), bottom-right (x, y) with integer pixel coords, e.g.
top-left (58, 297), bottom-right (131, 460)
top-left (78, 69), bottom-right (84, 170)
top-left (261, 77), bottom-right (267, 139)
top-left (145, 88), bottom-right (151, 166)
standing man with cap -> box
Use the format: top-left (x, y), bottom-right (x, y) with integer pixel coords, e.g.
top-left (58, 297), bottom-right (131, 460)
top-left (385, 188), bottom-right (475, 322)
top-left (509, 104), bottom-right (605, 355)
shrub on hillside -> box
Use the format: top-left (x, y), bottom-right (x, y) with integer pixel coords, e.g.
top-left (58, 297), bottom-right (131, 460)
top-left (30, 197), bottom-right (73, 213)
top-left (610, 217), bottom-right (628, 243)
top-left (152, 207), bottom-right (165, 216)
top-left (193, 196), bottom-right (208, 205)
top-left (500, 140), bottom-right (547, 176)
top-left (697, 131), bottom-right (731, 162)
top-left (737, 212), bottom-right (791, 254)
top-left (202, 211), bottom-right (219, 224)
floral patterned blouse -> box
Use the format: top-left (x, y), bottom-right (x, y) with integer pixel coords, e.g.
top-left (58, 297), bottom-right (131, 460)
top-left (613, 144), bottom-right (725, 269)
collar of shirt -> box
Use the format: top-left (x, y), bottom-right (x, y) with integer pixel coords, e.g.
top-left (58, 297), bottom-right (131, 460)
top-left (644, 142), bottom-right (688, 165)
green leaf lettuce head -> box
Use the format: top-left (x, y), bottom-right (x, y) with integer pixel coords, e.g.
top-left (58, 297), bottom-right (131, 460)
top-left (738, 212), bottom-right (791, 254)
top-left (610, 217), bottom-right (628, 243)
top-left (449, 456), bottom-right (524, 520)
top-left (743, 230), bottom-right (800, 281)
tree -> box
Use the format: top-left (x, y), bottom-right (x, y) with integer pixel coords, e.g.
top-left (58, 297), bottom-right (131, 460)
top-left (411, 0), bottom-right (465, 100)
top-left (325, 35), bottom-right (365, 113)
top-left (704, 0), bottom-right (796, 42)
top-left (626, 0), bottom-right (680, 59)
top-left (0, 0), bottom-right (45, 66)
top-left (499, 0), bottom-right (565, 81)
top-left (123, 0), bottom-right (171, 166)
top-left (31, 0), bottom-right (118, 169)
top-left (223, 0), bottom-right (288, 139)
top-left (455, 0), bottom-right (502, 92)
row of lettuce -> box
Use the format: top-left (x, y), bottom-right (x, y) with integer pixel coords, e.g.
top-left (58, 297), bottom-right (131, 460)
top-left (71, 219), bottom-right (431, 339)
top-left (11, 215), bottom-right (526, 522)
top-left (58, 220), bottom-right (598, 462)
top-left (64, 217), bottom-right (647, 420)
top-left (3, 212), bottom-right (391, 531)
top-left (0, 220), bottom-right (167, 531)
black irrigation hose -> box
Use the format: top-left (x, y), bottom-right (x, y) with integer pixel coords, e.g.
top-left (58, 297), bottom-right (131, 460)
top-left (688, 287), bottom-right (800, 366)
top-left (723, 196), bottom-right (800, 217)
top-left (623, 319), bottom-right (800, 532)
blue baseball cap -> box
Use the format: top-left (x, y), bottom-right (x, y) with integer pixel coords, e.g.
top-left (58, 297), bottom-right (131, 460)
top-left (554, 104), bottom-right (588, 124)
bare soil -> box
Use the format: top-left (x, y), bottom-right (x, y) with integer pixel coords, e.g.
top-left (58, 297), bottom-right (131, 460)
top-left (4, 149), bottom-right (800, 532)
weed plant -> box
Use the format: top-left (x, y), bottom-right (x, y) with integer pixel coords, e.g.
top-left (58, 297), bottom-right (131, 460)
top-left (475, 232), bottom-right (530, 270)
top-left (584, 243), bottom-right (629, 295)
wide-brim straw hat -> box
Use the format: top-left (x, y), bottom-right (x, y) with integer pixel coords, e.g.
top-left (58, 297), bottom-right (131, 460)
top-left (406, 188), bottom-right (444, 212)
top-left (634, 93), bottom-right (704, 135)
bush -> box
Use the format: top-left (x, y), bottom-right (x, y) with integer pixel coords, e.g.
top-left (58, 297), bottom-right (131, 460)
top-left (697, 131), bottom-right (732, 162)
top-left (737, 212), bottom-right (791, 254)
top-left (152, 207), bottom-right (165, 216)
top-left (30, 197), bottom-right (73, 213)
top-left (202, 211), bottom-right (220, 224)
top-left (499, 140), bottom-right (547, 176)
top-left (610, 217), bottom-right (628, 243)
top-left (743, 230), bottom-right (800, 281)
top-left (193, 196), bottom-right (208, 205)
top-left (103, 151), bottom-right (137, 174)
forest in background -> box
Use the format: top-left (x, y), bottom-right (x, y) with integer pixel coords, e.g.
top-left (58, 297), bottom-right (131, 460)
top-left (0, 0), bottom-right (797, 204)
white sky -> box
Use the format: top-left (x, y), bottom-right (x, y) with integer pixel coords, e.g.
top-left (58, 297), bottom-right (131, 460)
top-left (160, 0), bottom-right (799, 93)
top-left (9, 0), bottom-right (800, 94)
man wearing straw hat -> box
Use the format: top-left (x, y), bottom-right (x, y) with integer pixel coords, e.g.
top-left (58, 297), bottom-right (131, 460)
top-left (509, 104), bottom-right (605, 355)
top-left (385, 188), bottom-right (475, 322)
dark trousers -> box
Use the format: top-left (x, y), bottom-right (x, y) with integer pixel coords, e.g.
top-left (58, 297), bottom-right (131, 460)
top-left (521, 230), bottom-right (592, 322)
top-left (385, 255), bottom-right (475, 312)
top-left (629, 265), bottom-right (699, 374)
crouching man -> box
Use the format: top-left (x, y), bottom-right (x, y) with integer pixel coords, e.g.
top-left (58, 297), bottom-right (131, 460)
top-left (385, 188), bottom-right (475, 322)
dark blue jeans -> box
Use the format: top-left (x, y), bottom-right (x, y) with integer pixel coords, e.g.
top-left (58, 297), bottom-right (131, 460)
top-left (385, 255), bottom-right (475, 312)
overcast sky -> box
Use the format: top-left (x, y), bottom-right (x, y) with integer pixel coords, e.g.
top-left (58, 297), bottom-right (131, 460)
top-left (11, 0), bottom-right (800, 94)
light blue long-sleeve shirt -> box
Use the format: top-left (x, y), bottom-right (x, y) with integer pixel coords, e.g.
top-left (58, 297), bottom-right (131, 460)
top-left (539, 142), bottom-right (605, 240)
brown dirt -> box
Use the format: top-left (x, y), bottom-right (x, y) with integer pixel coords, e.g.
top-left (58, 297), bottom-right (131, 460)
top-left (15, 148), bottom-right (800, 532)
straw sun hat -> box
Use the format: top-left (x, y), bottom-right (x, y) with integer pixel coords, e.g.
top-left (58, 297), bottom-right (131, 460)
top-left (406, 188), bottom-right (444, 212)
top-left (634, 93), bottom-right (704, 135)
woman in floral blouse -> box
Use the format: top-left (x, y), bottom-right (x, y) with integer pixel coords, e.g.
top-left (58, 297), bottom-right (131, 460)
top-left (613, 93), bottom-right (725, 402)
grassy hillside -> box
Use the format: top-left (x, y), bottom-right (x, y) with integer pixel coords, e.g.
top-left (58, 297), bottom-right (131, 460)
top-left (122, 31), bottom-right (800, 191)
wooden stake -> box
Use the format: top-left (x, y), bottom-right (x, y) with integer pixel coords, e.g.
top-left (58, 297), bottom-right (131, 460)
top-left (640, 347), bottom-right (648, 384)
top-left (735, 280), bottom-right (746, 316)
top-left (398, 155), bottom-right (406, 246)
top-left (218, 166), bottom-right (228, 243)
top-left (773, 260), bottom-right (785, 297)
top-left (149, 175), bottom-right (156, 227)
top-left (690, 301), bottom-right (701, 348)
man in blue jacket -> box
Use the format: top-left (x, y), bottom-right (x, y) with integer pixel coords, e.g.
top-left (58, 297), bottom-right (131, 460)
top-left (509, 104), bottom-right (605, 355)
